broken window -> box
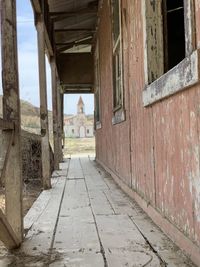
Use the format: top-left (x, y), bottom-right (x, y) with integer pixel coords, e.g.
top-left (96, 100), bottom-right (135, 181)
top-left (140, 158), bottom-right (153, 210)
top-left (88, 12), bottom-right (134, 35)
top-left (163, 0), bottom-right (185, 71)
top-left (144, 0), bottom-right (195, 84)
top-left (112, 0), bottom-right (123, 110)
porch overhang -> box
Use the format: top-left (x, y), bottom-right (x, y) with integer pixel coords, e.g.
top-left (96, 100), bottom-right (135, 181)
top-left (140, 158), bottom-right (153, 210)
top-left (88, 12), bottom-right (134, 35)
top-left (57, 53), bottom-right (94, 94)
top-left (31, 0), bottom-right (99, 94)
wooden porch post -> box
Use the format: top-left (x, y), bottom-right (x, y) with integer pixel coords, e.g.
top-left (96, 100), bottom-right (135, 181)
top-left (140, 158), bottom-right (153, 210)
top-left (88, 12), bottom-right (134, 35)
top-left (1, 0), bottom-right (23, 241)
top-left (60, 93), bottom-right (64, 161)
top-left (57, 87), bottom-right (63, 162)
top-left (36, 15), bottom-right (51, 189)
top-left (51, 58), bottom-right (60, 169)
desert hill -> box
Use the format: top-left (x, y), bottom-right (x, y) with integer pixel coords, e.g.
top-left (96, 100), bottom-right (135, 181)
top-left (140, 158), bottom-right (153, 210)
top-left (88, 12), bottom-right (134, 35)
top-left (0, 96), bottom-right (93, 136)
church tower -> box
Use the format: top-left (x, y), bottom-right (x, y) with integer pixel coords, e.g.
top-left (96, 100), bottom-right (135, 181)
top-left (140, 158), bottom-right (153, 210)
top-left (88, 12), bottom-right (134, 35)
top-left (77, 96), bottom-right (85, 114)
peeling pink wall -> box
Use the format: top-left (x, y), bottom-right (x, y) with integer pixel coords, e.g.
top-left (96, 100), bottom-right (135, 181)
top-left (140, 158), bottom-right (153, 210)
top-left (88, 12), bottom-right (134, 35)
top-left (95, 0), bottom-right (200, 260)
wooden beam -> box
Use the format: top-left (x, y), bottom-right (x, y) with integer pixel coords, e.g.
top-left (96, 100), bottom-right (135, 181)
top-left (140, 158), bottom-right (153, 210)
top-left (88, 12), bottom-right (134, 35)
top-left (36, 15), bottom-right (51, 190)
top-left (55, 28), bottom-right (95, 33)
top-left (51, 58), bottom-right (60, 170)
top-left (56, 39), bottom-right (92, 46)
top-left (1, 0), bottom-right (23, 243)
top-left (44, 24), bottom-right (54, 57)
top-left (30, 0), bottom-right (41, 13)
top-left (0, 118), bottom-right (14, 130)
top-left (0, 210), bottom-right (20, 249)
top-left (60, 93), bottom-right (64, 158)
top-left (56, 89), bottom-right (63, 162)
top-left (51, 9), bottom-right (97, 23)
top-left (50, 9), bottom-right (97, 17)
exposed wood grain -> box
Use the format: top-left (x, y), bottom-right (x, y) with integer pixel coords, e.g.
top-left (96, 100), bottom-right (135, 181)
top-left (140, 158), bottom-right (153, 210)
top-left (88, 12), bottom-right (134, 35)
top-left (0, 210), bottom-right (20, 249)
top-left (0, 119), bottom-right (14, 130)
top-left (36, 16), bottom-right (51, 189)
top-left (51, 58), bottom-right (60, 170)
top-left (1, 0), bottom-right (23, 242)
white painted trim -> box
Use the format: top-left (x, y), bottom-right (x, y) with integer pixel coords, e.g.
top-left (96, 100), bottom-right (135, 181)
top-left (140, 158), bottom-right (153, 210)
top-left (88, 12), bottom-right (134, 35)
top-left (143, 49), bottom-right (200, 106)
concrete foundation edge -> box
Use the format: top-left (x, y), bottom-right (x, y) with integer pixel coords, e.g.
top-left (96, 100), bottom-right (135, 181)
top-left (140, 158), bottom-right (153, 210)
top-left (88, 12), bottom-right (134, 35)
top-left (96, 158), bottom-right (200, 266)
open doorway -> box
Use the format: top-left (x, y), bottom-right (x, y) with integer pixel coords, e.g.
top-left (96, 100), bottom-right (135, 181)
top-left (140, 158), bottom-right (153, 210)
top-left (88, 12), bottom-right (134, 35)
top-left (63, 94), bottom-right (95, 158)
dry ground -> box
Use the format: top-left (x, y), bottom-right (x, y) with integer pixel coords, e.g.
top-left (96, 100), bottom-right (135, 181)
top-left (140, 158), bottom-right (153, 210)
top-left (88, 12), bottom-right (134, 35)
top-left (64, 137), bottom-right (95, 157)
top-left (0, 181), bottom-right (42, 217)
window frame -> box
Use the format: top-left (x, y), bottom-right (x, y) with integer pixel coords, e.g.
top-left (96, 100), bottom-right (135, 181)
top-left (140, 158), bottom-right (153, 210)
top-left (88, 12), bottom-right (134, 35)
top-left (142, 0), bottom-right (199, 106)
top-left (94, 39), bottom-right (102, 130)
top-left (111, 0), bottom-right (126, 124)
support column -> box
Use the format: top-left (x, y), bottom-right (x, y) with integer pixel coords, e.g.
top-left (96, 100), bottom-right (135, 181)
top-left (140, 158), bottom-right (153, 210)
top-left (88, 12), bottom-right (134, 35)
top-left (60, 93), bottom-right (64, 161)
top-left (36, 16), bottom-right (51, 189)
top-left (1, 0), bottom-right (23, 242)
top-left (57, 87), bottom-right (63, 162)
top-left (51, 58), bottom-right (60, 169)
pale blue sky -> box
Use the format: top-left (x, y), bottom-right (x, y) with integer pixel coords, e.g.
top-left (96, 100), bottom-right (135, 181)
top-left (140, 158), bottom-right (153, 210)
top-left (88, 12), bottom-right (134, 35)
top-left (0, 0), bottom-right (94, 115)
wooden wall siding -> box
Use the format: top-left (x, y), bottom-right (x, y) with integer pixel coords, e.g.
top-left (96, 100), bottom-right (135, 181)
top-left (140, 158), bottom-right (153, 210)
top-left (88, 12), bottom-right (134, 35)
top-left (95, 0), bottom-right (132, 187)
top-left (95, 0), bottom-right (200, 257)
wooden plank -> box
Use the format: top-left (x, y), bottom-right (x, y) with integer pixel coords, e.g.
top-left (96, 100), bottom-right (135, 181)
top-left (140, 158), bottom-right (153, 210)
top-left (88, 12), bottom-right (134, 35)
top-left (0, 118), bottom-right (14, 130)
top-left (55, 28), bottom-right (95, 33)
top-left (0, 210), bottom-right (20, 249)
top-left (21, 177), bottom-right (66, 256)
top-left (51, 58), bottom-right (60, 170)
top-left (36, 15), bottom-right (51, 189)
top-left (1, 0), bottom-right (23, 242)
top-left (50, 176), bottom-right (103, 266)
top-left (50, 8), bottom-right (97, 18)
top-left (95, 214), bottom-right (160, 267)
top-left (24, 190), bottom-right (52, 232)
top-left (67, 158), bottom-right (84, 179)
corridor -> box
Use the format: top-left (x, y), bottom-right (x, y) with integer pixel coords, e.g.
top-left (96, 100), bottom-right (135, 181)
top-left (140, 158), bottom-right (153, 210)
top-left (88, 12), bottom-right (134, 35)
top-left (0, 157), bottom-right (195, 266)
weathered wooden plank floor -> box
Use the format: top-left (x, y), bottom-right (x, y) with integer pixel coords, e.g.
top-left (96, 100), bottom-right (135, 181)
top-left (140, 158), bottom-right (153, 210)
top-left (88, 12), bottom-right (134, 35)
top-left (0, 157), bottom-right (196, 266)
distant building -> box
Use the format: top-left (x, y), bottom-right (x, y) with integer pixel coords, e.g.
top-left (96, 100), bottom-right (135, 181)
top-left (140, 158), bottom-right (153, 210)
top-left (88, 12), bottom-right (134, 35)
top-left (64, 97), bottom-right (94, 138)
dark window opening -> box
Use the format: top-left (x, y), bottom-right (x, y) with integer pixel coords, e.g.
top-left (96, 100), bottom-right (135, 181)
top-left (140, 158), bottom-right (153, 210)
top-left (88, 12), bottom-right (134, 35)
top-left (72, 129), bottom-right (74, 134)
top-left (163, 0), bottom-right (185, 71)
top-left (87, 129), bottom-right (90, 134)
top-left (112, 0), bottom-right (123, 110)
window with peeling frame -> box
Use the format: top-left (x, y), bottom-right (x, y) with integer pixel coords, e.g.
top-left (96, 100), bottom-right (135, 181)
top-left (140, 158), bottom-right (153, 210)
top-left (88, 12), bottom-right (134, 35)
top-left (111, 0), bottom-right (123, 110)
top-left (144, 0), bottom-right (195, 84)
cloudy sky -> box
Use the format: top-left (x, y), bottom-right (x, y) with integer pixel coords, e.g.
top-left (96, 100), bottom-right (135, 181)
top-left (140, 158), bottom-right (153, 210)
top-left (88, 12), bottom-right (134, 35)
top-left (0, 0), bottom-right (94, 115)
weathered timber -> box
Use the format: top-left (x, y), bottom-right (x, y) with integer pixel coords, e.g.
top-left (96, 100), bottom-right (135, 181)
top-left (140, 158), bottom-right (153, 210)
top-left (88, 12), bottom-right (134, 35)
top-left (58, 91), bottom-right (63, 162)
top-left (51, 58), bottom-right (60, 170)
top-left (0, 118), bottom-right (14, 130)
top-left (1, 0), bottom-right (23, 242)
top-left (36, 15), bottom-right (51, 189)
top-left (0, 210), bottom-right (20, 249)
top-left (60, 93), bottom-right (64, 159)
top-left (54, 28), bottom-right (95, 33)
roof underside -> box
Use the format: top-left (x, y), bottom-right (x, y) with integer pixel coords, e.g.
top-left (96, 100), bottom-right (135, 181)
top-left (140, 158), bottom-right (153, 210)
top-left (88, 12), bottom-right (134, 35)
top-left (31, 0), bottom-right (99, 93)
top-left (48, 0), bottom-right (98, 54)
